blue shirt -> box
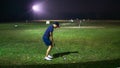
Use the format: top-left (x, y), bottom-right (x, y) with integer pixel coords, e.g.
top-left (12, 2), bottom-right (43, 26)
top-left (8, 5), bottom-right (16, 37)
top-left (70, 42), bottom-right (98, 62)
top-left (43, 25), bottom-right (54, 38)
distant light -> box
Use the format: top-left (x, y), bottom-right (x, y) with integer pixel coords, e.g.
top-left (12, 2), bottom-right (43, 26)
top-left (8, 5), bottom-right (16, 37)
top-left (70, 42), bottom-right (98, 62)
top-left (32, 5), bottom-right (40, 12)
top-left (83, 19), bottom-right (86, 21)
top-left (70, 19), bottom-right (74, 22)
top-left (14, 24), bottom-right (18, 28)
top-left (46, 21), bottom-right (50, 24)
top-left (32, 4), bottom-right (43, 13)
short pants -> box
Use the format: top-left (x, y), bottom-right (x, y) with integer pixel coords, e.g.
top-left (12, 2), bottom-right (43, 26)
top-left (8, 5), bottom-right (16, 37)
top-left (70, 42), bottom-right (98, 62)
top-left (43, 37), bottom-right (52, 46)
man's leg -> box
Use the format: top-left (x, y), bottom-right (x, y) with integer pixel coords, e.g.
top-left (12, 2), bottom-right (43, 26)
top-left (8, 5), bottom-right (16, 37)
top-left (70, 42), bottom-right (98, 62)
top-left (45, 45), bottom-right (53, 57)
top-left (44, 45), bottom-right (53, 60)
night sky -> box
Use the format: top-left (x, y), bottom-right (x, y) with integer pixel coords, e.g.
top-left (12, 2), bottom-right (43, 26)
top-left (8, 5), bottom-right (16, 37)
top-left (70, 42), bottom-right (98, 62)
top-left (0, 0), bottom-right (120, 22)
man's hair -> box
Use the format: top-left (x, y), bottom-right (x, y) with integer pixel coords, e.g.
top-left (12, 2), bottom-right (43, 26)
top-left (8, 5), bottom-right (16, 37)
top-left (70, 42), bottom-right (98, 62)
top-left (53, 22), bottom-right (59, 27)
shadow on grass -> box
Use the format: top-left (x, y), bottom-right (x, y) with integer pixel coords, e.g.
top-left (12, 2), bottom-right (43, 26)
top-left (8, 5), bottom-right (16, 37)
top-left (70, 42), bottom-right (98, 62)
top-left (1, 59), bottom-right (120, 68)
top-left (53, 51), bottom-right (79, 58)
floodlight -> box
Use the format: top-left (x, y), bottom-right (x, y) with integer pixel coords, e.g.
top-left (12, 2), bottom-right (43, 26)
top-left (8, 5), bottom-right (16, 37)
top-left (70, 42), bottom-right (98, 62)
top-left (32, 4), bottom-right (43, 13)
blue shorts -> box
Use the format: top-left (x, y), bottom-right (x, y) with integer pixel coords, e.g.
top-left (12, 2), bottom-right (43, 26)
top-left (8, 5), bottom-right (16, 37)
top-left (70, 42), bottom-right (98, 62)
top-left (43, 37), bottom-right (52, 46)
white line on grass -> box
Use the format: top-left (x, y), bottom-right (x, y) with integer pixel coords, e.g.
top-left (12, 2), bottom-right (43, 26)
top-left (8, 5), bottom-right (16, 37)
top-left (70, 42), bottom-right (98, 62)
top-left (61, 26), bottom-right (104, 28)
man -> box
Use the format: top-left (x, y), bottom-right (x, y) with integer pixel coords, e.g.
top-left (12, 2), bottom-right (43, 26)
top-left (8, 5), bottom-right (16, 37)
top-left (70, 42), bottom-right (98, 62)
top-left (43, 22), bottom-right (59, 60)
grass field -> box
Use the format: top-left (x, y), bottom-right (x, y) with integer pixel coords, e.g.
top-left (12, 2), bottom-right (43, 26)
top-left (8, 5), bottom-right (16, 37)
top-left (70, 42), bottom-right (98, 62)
top-left (0, 20), bottom-right (120, 68)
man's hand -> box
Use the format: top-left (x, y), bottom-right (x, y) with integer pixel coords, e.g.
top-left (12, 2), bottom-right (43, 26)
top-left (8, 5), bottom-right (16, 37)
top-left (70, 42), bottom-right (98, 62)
top-left (52, 42), bottom-right (55, 47)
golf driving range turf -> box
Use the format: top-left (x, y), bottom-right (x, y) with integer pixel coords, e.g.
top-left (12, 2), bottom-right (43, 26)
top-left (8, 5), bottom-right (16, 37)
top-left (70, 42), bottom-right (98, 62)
top-left (0, 21), bottom-right (120, 68)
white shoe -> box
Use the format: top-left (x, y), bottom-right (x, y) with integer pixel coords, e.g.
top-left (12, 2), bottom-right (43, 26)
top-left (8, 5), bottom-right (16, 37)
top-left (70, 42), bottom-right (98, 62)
top-left (48, 55), bottom-right (53, 59)
top-left (44, 57), bottom-right (52, 60)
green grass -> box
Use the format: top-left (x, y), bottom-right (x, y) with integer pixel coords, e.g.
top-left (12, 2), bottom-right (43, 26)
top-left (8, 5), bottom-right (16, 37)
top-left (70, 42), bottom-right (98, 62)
top-left (0, 21), bottom-right (120, 68)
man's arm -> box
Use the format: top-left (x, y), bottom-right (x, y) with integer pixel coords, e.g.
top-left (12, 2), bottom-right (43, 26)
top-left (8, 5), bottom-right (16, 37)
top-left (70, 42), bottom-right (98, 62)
top-left (49, 32), bottom-right (54, 45)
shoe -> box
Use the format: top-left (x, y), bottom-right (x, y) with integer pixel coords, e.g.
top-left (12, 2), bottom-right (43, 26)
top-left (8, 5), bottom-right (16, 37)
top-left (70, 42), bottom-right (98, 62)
top-left (44, 57), bottom-right (52, 60)
top-left (48, 55), bottom-right (53, 59)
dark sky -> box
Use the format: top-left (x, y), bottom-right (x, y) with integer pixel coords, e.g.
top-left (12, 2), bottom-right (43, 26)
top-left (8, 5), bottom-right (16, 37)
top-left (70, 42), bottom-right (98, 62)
top-left (0, 0), bottom-right (120, 22)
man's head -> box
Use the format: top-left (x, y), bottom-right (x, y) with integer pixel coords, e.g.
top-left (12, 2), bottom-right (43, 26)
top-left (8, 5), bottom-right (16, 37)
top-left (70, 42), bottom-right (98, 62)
top-left (53, 22), bottom-right (60, 28)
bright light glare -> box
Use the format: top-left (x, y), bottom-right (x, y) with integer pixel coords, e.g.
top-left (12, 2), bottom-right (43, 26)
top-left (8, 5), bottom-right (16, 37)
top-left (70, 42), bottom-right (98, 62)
top-left (32, 5), bottom-right (39, 11)
top-left (32, 4), bottom-right (43, 12)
